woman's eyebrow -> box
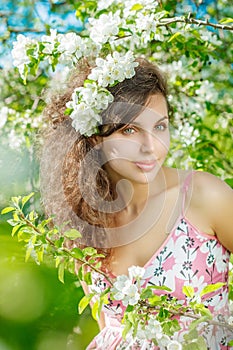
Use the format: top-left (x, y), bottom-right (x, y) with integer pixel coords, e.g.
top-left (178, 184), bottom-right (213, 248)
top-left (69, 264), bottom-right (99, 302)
top-left (131, 116), bottom-right (168, 127)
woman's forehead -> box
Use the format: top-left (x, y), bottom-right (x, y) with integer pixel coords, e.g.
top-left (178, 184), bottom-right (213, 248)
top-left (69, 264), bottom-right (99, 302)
top-left (133, 95), bottom-right (168, 124)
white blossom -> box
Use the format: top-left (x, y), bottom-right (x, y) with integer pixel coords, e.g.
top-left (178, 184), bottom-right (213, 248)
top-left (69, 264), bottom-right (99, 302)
top-left (97, 0), bottom-right (118, 11)
top-left (128, 265), bottom-right (145, 280)
top-left (88, 51), bottom-right (138, 87)
top-left (167, 340), bottom-right (182, 350)
top-left (228, 316), bottom-right (233, 326)
top-left (12, 34), bottom-right (38, 78)
top-left (57, 32), bottom-right (84, 55)
top-left (88, 11), bottom-right (123, 44)
top-left (41, 29), bottom-right (58, 54)
top-left (135, 12), bottom-right (156, 44)
top-left (144, 317), bottom-right (163, 339)
top-left (112, 275), bottom-right (140, 306)
top-left (0, 106), bottom-right (9, 128)
top-left (66, 83), bottom-right (114, 136)
top-left (69, 104), bottom-right (102, 137)
top-left (195, 80), bottom-right (218, 103)
top-left (8, 129), bottom-right (24, 150)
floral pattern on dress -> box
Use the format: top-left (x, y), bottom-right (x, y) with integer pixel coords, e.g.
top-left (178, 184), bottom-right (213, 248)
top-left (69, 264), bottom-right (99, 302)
top-left (86, 218), bottom-right (232, 350)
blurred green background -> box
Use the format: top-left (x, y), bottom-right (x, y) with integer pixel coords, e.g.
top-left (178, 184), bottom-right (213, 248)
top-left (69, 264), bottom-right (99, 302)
top-left (0, 217), bottom-right (98, 350)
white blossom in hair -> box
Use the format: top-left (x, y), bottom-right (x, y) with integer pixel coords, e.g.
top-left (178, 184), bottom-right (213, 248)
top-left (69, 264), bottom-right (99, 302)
top-left (66, 51), bottom-right (139, 137)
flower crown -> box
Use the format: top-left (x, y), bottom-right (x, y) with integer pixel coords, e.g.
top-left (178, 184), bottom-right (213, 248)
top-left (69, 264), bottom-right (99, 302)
top-left (65, 51), bottom-right (139, 137)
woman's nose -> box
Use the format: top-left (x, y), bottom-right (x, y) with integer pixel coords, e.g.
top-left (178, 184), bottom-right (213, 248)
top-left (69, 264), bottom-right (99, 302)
top-left (140, 131), bottom-right (155, 153)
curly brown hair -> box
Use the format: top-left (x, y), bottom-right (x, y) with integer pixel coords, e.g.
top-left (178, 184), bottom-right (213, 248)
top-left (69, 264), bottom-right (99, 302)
top-left (40, 58), bottom-right (168, 267)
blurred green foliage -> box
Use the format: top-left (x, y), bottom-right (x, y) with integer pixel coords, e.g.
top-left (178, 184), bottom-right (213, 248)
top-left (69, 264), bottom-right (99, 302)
top-left (0, 221), bottom-right (98, 350)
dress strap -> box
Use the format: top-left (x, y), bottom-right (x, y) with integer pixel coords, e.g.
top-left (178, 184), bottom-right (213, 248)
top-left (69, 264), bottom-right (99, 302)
top-left (181, 171), bottom-right (195, 216)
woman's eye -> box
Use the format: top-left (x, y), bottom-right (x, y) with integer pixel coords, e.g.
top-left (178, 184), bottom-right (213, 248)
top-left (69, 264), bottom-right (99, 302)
top-left (155, 123), bottom-right (167, 131)
top-left (122, 127), bottom-right (136, 135)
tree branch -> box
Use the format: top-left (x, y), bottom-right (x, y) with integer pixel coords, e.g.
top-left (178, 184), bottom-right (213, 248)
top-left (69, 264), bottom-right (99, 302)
top-left (157, 16), bottom-right (233, 31)
top-left (139, 300), bottom-right (233, 332)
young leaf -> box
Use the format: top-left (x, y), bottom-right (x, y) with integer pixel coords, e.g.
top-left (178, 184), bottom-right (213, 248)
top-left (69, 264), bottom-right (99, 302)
top-left (183, 285), bottom-right (195, 298)
top-left (219, 18), bottom-right (233, 24)
top-left (1, 207), bottom-right (15, 215)
top-left (71, 247), bottom-right (84, 260)
top-left (64, 229), bottom-right (82, 240)
top-left (84, 272), bottom-right (92, 285)
top-left (91, 299), bottom-right (100, 320)
top-left (200, 282), bottom-right (225, 297)
top-left (168, 32), bottom-right (182, 42)
top-left (12, 224), bottom-right (25, 237)
top-left (82, 247), bottom-right (97, 256)
top-left (21, 192), bottom-right (34, 208)
top-left (58, 261), bottom-right (65, 283)
top-left (122, 320), bottom-right (132, 340)
top-left (189, 315), bottom-right (211, 330)
top-left (149, 285), bottom-right (172, 292)
top-left (131, 4), bottom-right (143, 11)
top-left (11, 196), bottom-right (20, 206)
top-left (78, 264), bottom-right (85, 281)
top-left (78, 294), bottom-right (94, 314)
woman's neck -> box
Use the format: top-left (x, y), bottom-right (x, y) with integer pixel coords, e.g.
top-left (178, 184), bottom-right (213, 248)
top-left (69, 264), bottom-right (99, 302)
top-left (112, 167), bottom-right (168, 217)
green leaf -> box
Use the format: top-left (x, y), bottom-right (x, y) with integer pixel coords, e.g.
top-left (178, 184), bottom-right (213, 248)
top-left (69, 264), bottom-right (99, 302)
top-left (225, 178), bottom-right (233, 189)
top-left (168, 32), bottom-right (182, 42)
top-left (131, 3), bottom-right (144, 11)
top-left (183, 285), bottom-right (195, 298)
top-left (183, 327), bottom-right (198, 341)
top-left (82, 247), bottom-right (97, 256)
top-left (200, 282), bottom-right (225, 297)
top-left (25, 246), bottom-right (34, 262)
top-left (189, 315), bottom-right (211, 330)
top-left (1, 207), bottom-right (15, 215)
top-left (140, 288), bottom-right (153, 299)
top-left (64, 229), bottom-right (82, 240)
top-left (122, 320), bottom-right (132, 340)
top-left (149, 285), bottom-right (172, 292)
top-left (219, 18), bottom-right (233, 24)
top-left (78, 264), bottom-right (85, 281)
top-left (71, 247), bottom-right (84, 260)
top-left (148, 294), bottom-right (162, 306)
top-left (91, 299), bottom-right (100, 320)
top-left (125, 305), bottom-right (134, 312)
top-left (58, 261), bottom-right (65, 283)
top-left (12, 224), bottom-right (25, 237)
top-left (78, 294), bottom-right (94, 314)
top-left (11, 196), bottom-right (20, 206)
top-left (84, 272), bottom-right (92, 285)
top-left (36, 246), bottom-right (45, 264)
top-left (21, 192), bottom-right (34, 208)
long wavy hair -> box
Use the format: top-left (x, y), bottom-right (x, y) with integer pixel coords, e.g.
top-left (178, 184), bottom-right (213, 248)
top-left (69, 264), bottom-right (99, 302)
top-left (40, 58), bottom-right (168, 268)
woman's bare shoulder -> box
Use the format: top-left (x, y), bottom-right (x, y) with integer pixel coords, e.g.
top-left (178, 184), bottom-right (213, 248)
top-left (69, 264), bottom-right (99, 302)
top-left (192, 170), bottom-right (232, 197)
top-left (192, 170), bottom-right (233, 252)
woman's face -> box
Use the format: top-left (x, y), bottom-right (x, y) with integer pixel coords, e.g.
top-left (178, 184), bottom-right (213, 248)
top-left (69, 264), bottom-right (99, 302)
top-left (100, 94), bottom-right (170, 184)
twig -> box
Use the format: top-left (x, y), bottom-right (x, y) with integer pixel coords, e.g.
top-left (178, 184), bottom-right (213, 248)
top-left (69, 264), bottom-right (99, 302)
top-left (157, 16), bottom-right (233, 31)
top-left (19, 211), bottom-right (113, 285)
top-left (139, 300), bottom-right (233, 332)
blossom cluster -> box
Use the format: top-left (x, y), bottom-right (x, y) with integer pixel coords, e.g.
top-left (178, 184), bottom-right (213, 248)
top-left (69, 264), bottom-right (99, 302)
top-left (0, 105), bottom-right (44, 150)
top-left (66, 51), bottom-right (138, 136)
top-left (111, 265), bottom-right (145, 306)
top-left (111, 265), bottom-right (183, 349)
top-left (11, 0), bottom-right (224, 139)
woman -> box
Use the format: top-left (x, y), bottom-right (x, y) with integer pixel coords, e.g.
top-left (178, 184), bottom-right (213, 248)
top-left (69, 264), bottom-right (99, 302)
top-left (40, 58), bottom-right (233, 349)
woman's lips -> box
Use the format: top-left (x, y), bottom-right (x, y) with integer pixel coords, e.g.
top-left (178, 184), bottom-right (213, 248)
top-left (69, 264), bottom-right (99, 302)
top-left (134, 161), bottom-right (157, 172)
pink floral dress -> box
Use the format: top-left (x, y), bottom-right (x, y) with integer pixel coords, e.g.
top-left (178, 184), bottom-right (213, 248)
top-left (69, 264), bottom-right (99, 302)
top-left (86, 173), bottom-right (233, 349)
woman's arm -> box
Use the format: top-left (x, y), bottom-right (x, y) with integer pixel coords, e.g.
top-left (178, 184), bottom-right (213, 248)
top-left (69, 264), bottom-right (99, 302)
top-left (194, 171), bottom-right (233, 253)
